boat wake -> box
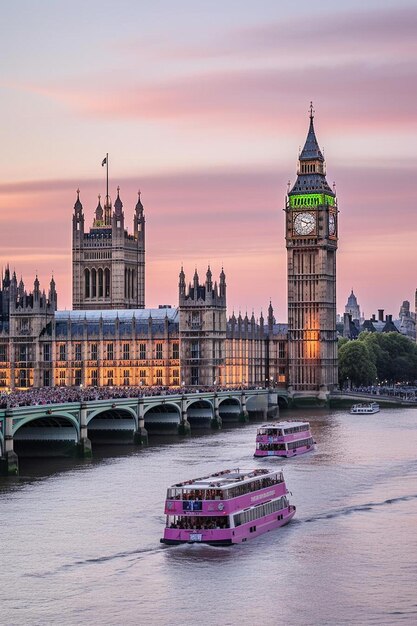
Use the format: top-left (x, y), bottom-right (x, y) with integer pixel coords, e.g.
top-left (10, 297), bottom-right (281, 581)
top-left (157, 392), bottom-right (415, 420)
top-left (302, 493), bottom-right (417, 523)
top-left (24, 545), bottom-right (161, 578)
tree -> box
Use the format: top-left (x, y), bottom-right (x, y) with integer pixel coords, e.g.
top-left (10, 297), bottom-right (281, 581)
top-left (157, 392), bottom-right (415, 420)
top-left (338, 332), bottom-right (417, 386)
top-left (338, 340), bottom-right (377, 387)
top-left (358, 332), bottom-right (417, 384)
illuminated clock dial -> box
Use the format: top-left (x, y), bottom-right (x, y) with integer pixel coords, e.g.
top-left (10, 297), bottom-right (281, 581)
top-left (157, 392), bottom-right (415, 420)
top-left (293, 212), bottom-right (315, 236)
top-left (329, 213), bottom-right (336, 236)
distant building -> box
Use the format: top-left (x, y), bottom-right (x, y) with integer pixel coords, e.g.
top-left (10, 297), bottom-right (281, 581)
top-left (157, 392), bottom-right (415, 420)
top-left (0, 268), bottom-right (288, 390)
top-left (345, 290), bottom-right (361, 323)
top-left (72, 188), bottom-right (145, 310)
top-left (397, 301), bottom-right (416, 341)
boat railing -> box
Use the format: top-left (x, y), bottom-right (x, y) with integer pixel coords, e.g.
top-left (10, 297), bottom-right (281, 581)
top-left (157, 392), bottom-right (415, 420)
top-left (166, 473), bottom-right (284, 501)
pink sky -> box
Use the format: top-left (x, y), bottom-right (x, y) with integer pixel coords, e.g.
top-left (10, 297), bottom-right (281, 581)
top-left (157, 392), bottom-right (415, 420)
top-left (1, 1), bottom-right (416, 321)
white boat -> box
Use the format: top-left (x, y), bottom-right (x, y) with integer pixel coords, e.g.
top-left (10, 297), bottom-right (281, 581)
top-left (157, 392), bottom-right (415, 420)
top-left (350, 402), bottom-right (380, 414)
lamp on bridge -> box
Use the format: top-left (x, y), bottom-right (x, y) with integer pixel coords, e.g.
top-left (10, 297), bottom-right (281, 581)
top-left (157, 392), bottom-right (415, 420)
top-left (111, 403), bottom-right (116, 408)
top-left (46, 409), bottom-right (52, 415)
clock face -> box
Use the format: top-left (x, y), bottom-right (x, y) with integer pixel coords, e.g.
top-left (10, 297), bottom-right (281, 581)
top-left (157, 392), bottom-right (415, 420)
top-left (293, 212), bottom-right (315, 236)
top-left (329, 213), bottom-right (336, 236)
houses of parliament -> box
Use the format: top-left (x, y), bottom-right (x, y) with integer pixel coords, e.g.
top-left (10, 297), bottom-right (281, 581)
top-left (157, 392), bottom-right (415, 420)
top-left (0, 109), bottom-right (340, 399)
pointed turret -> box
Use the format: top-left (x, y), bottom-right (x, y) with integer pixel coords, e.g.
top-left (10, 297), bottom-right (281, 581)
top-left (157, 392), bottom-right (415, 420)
top-left (114, 186), bottom-right (123, 217)
top-left (289, 103), bottom-right (334, 196)
top-left (219, 267), bottom-right (226, 299)
top-left (33, 275), bottom-right (40, 302)
top-left (268, 300), bottom-right (274, 334)
top-left (179, 265), bottom-right (186, 298)
top-left (73, 188), bottom-right (85, 237)
top-left (205, 265), bottom-right (213, 292)
top-left (193, 268), bottom-right (199, 298)
top-left (94, 195), bottom-right (104, 226)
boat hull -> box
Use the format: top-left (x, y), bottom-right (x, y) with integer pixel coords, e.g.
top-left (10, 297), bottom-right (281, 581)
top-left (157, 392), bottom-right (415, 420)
top-left (161, 507), bottom-right (296, 545)
top-left (254, 445), bottom-right (314, 458)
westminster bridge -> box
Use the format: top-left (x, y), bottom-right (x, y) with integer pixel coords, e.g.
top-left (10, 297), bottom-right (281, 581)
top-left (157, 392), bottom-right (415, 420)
top-left (0, 388), bottom-right (285, 475)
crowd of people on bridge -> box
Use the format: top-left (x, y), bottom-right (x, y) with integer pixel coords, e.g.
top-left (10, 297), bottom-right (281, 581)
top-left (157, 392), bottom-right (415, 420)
top-left (0, 384), bottom-right (257, 409)
top-left (350, 385), bottom-right (417, 401)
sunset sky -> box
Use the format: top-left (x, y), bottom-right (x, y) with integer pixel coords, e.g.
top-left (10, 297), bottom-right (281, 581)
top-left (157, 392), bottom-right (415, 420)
top-left (1, 0), bottom-right (416, 321)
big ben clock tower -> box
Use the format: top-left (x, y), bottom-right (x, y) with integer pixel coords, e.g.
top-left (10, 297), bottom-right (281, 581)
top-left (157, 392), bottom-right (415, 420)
top-left (285, 104), bottom-right (338, 398)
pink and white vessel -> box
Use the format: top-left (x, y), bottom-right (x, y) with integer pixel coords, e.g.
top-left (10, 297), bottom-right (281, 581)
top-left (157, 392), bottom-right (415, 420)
top-left (161, 467), bottom-right (295, 545)
top-left (254, 421), bottom-right (315, 458)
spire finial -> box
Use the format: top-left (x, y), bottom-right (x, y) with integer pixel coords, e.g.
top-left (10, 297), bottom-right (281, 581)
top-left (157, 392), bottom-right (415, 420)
top-left (138, 189), bottom-right (141, 199)
top-left (117, 185), bottom-right (120, 195)
top-left (287, 179), bottom-right (291, 194)
top-left (309, 101), bottom-right (314, 120)
top-left (76, 188), bottom-right (80, 198)
top-left (98, 194), bottom-right (101, 201)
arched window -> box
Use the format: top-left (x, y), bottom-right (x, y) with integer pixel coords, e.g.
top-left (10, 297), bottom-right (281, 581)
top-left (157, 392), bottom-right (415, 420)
top-left (104, 268), bottom-right (111, 298)
top-left (84, 268), bottom-right (90, 298)
top-left (91, 269), bottom-right (97, 298)
top-left (98, 268), bottom-right (104, 298)
top-left (124, 268), bottom-right (128, 298)
top-left (131, 269), bottom-right (135, 299)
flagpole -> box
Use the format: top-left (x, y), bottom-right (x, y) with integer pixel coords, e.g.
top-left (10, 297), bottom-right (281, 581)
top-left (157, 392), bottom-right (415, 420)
top-left (106, 152), bottom-right (109, 205)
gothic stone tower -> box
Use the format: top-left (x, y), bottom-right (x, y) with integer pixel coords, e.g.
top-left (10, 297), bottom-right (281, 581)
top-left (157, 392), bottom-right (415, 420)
top-left (72, 188), bottom-right (145, 310)
top-left (285, 106), bottom-right (338, 396)
top-left (178, 267), bottom-right (227, 386)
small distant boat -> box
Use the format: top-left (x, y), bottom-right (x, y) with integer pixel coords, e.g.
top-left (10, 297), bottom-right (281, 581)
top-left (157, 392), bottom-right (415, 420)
top-left (350, 402), bottom-right (380, 415)
top-left (254, 421), bottom-right (315, 458)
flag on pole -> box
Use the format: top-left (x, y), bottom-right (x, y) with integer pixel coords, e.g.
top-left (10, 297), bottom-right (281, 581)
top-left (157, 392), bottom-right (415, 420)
top-left (102, 156), bottom-right (107, 167)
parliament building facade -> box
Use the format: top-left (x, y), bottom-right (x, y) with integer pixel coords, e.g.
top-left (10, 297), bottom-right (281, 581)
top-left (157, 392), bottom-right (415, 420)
top-left (0, 110), bottom-right (337, 396)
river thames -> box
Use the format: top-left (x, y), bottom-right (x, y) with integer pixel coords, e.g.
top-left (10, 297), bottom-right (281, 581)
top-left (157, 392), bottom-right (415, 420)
top-left (1, 406), bottom-right (416, 625)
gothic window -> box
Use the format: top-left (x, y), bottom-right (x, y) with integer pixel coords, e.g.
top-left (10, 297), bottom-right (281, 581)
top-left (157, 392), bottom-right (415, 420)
top-left (107, 370), bottom-right (114, 386)
top-left (191, 341), bottom-right (199, 359)
top-left (124, 268), bottom-right (128, 298)
top-left (107, 343), bottom-right (114, 360)
top-left (191, 367), bottom-right (199, 386)
top-left (104, 268), bottom-right (111, 298)
top-left (91, 269), bottom-right (97, 298)
top-left (156, 369), bottom-right (163, 385)
top-left (139, 369), bottom-right (147, 384)
top-left (91, 370), bottom-right (98, 387)
top-left (156, 343), bottom-right (163, 360)
top-left (91, 343), bottom-right (98, 360)
top-left (0, 370), bottom-right (6, 387)
top-left (19, 345), bottom-right (28, 362)
top-left (19, 370), bottom-right (28, 387)
top-left (59, 344), bottom-right (66, 361)
top-left (85, 268), bottom-right (90, 298)
top-left (59, 370), bottom-right (66, 386)
top-left (98, 268), bottom-right (104, 297)
top-left (123, 343), bottom-right (130, 360)
top-left (172, 343), bottom-right (179, 359)
top-left (43, 344), bottom-right (51, 362)
top-left (139, 343), bottom-right (146, 360)
top-left (75, 343), bottom-right (82, 361)
top-left (131, 270), bottom-right (135, 299)
top-left (172, 369), bottom-right (179, 386)
top-left (123, 369), bottom-right (130, 386)
top-left (75, 369), bottom-right (82, 386)
top-left (0, 345), bottom-right (6, 362)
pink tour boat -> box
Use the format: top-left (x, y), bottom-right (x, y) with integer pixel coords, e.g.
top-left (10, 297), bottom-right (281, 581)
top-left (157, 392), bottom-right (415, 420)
top-left (161, 467), bottom-right (295, 545)
top-left (254, 421), bottom-right (315, 458)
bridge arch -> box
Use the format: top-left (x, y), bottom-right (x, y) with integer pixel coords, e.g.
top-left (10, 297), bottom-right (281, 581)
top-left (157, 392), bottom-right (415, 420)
top-left (218, 397), bottom-right (242, 423)
top-left (87, 406), bottom-right (138, 444)
top-left (186, 399), bottom-right (214, 428)
top-left (13, 413), bottom-right (79, 457)
top-left (144, 402), bottom-right (181, 434)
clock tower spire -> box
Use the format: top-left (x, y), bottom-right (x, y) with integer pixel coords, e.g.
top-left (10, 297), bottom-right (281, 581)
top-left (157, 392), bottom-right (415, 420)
top-left (285, 105), bottom-right (338, 400)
